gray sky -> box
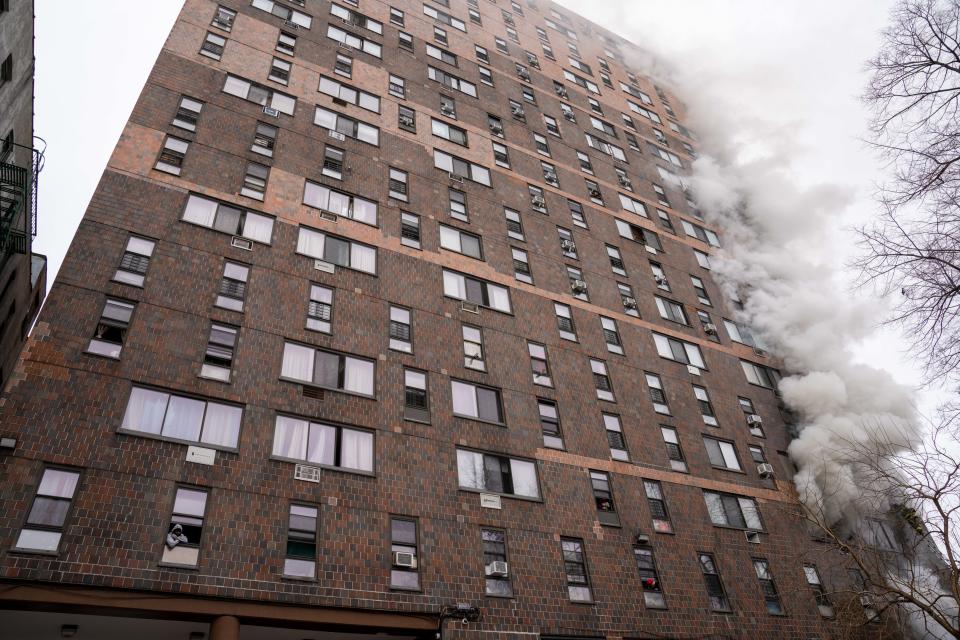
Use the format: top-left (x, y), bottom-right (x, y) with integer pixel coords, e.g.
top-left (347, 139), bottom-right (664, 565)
top-left (33, 0), bottom-right (941, 415)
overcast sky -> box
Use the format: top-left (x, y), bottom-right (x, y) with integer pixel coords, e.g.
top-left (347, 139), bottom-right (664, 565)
top-left (33, 0), bottom-right (941, 415)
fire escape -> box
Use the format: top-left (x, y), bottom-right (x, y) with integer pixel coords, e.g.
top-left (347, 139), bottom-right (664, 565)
top-left (0, 142), bottom-right (41, 270)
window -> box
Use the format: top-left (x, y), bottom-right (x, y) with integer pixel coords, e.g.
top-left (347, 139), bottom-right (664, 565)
top-left (849, 569), bottom-right (879, 622)
top-left (15, 468), bottom-right (81, 553)
top-left (398, 105), bottom-right (416, 132)
top-left (699, 553), bottom-right (730, 612)
top-left (482, 529), bottom-right (512, 596)
top-left (616, 220), bottom-right (661, 251)
top-left (618, 282), bottom-right (639, 316)
top-left (682, 220), bottom-right (721, 247)
top-left (805, 565), bottom-right (834, 618)
top-left (404, 368), bottom-right (430, 422)
top-left (334, 53), bottom-right (353, 77)
top-left (564, 69), bottom-right (599, 94)
top-left (281, 343), bottom-right (375, 396)
top-left (591, 359), bottom-right (614, 402)
top-left (495, 37), bottom-right (509, 54)
top-left (161, 487), bottom-right (208, 567)
top-left (284, 504), bottom-right (318, 578)
top-left (326, 25), bottom-right (381, 58)
top-left (599, 317), bottom-right (623, 355)
top-left (200, 323), bottom-right (238, 382)
top-left (155, 136), bottom-right (189, 175)
top-left (389, 6), bottom-right (404, 25)
top-left (704, 437), bottom-right (741, 471)
top-left (863, 519), bottom-right (899, 551)
top-left (557, 227), bottom-right (578, 259)
top-left (306, 284), bottom-right (333, 333)
top-left (738, 397), bottom-right (764, 437)
top-left (269, 57), bottom-right (291, 84)
top-left (555, 303), bottom-right (576, 341)
top-left (568, 200), bottom-right (587, 228)
top-left (440, 95), bottom-right (457, 119)
top-left (690, 276), bottom-right (711, 306)
top-left (512, 248), bottom-right (532, 283)
top-left (443, 270), bottom-right (511, 313)
top-left (561, 538), bottom-right (592, 601)
top-left (428, 66), bottom-right (477, 97)
top-left (750, 445), bottom-right (767, 465)
top-left (586, 180), bottom-right (604, 205)
top-left (650, 261), bottom-right (669, 289)
top-left (388, 168), bottom-right (409, 201)
top-left (121, 386), bottom-right (242, 449)
top-left (619, 193), bottom-right (648, 217)
top-left (252, 122), bottom-right (278, 157)
top-left (634, 547), bottom-right (666, 608)
top-left (329, 2), bottom-right (381, 33)
top-left (510, 99), bottom-right (526, 122)
top-left (601, 245), bottom-right (626, 276)
top-left (591, 471), bottom-right (619, 526)
top-left (533, 133), bottom-right (551, 157)
top-left (451, 380), bottom-right (504, 424)
top-left (576, 151), bottom-right (594, 175)
top-left (653, 333), bottom-right (706, 369)
top-left (212, 5), bottom-right (236, 30)
top-left (522, 86), bottom-right (536, 104)
top-left (526, 341), bottom-right (552, 386)
top-left (569, 57), bottom-right (591, 74)
top-left (539, 400), bottom-right (563, 449)
top-left (223, 74), bottom-right (296, 115)
top-left (216, 262), bottom-right (249, 312)
top-left (172, 96), bottom-right (203, 131)
top-left (599, 413), bottom-right (631, 466)
top-left (399, 31), bottom-right (414, 52)
top-left (462, 325), bottom-right (485, 371)
top-left (433, 26), bottom-right (448, 45)
top-left (694, 249), bottom-right (711, 269)
top-left (475, 45), bottom-right (490, 63)
top-left (272, 415), bottom-right (373, 472)
top-left (252, 0), bottom-right (312, 27)
top-left (241, 162), bottom-right (269, 200)
top-left (433, 150), bottom-right (491, 186)
top-left (296, 227), bottom-right (377, 274)
top-left (389, 306), bottom-right (412, 353)
top-left (319, 76), bottom-right (380, 112)
top-left (661, 426), bottom-right (687, 472)
top-left (567, 266), bottom-right (587, 300)
top-left (113, 236), bottom-right (155, 287)
top-left (426, 43), bottom-right (458, 67)
top-left (449, 188), bottom-right (468, 221)
top-left (469, 7), bottom-right (481, 24)
top-left (644, 480), bottom-right (672, 533)
top-left (277, 31), bottom-right (297, 55)
top-left (644, 373), bottom-right (670, 414)
top-left (529, 184), bottom-right (547, 213)
top-left (456, 449), bottom-right (540, 498)
top-left (486, 115), bottom-right (504, 140)
top-left (704, 491), bottom-right (763, 530)
top-left (321, 146), bottom-right (344, 180)
top-left (741, 360), bottom-right (780, 389)
top-left (505, 208), bottom-right (524, 241)
top-left (423, 4), bottom-right (466, 31)
top-left (314, 106), bottom-right (379, 146)
top-left (432, 119), bottom-right (468, 147)
top-left (200, 31), bottom-right (227, 60)
top-left (655, 296), bottom-right (687, 325)
top-left (400, 212), bottom-right (421, 249)
top-left (694, 386), bottom-right (718, 425)
top-left (653, 183), bottom-right (670, 207)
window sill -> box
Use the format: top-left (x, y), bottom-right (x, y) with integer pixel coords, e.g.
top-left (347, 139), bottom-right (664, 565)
top-left (83, 350), bottom-right (121, 361)
top-left (9, 547), bottom-right (59, 557)
top-left (452, 413), bottom-right (506, 428)
top-left (711, 523), bottom-right (764, 534)
top-left (389, 586), bottom-right (422, 593)
top-left (709, 465), bottom-right (746, 475)
top-left (567, 599), bottom-right (596, 606)
top-left (403, 416), bottom-right (432, 426)
top-left (116, 429), bottom-right (239, 454)
top-left (278, 377), bottom-right (376, 401)
top-left (158, 562), bottom-right (200, 571)
top-left (457, 487), bottom-right (542, 504)
top-left (269, 455), bottom-right (376, 478)
top-left (110, 277), bottom-right (144, 288)
top-left (281, 574), bottom-right (318, 583)
top-left (198, 373), bottom-right (231, 384)
top-left (484, 593), bottom-right (515, 599)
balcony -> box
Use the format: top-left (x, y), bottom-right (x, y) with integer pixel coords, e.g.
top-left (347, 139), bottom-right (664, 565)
top-left (0, 142), bottom-right (42, 271)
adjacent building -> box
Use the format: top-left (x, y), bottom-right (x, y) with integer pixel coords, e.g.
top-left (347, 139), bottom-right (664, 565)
top-left (0, 1), bottom-right (893, 639)
top-left (0, 0), bottom-right (46, 390)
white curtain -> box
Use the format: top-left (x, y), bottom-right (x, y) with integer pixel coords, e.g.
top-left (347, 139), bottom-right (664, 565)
top-left (281, 342), bottom-right (315, 382)
top-left (510, 460), bottom-right (539, 498)
top-left (272, 416), bottom-right (309, 460)
top-left (297, 228), bottom-right (325, 259)
top-left (161, 396), bottom-right (205, 441)
top-left (350, 244), bottom-right (376, 274)
top-left (242, 212), bottom-right (273, 244)
top-left (307, 423), bottom-right (336, 466)
top-left (183, 195), bottom-right (218, 228)
top-left (341, 429), bottom-right (373, 471)
top-left (352, 198), bottom-right (377, 225)
top-left (201, 403), bottom-right (242, 448)
top-left (122, 387), bottom-right (168, 434)
top-left (302, 181), bottom-right (328, 210)
top-left (344, 358), bottom-right (374, 395)
top-left (38, 469), bottom-right (79, 498)
top-left (704, 493), bottom-right (727, 526)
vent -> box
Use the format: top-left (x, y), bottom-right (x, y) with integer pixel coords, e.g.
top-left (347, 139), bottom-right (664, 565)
top-left (231, 236), bottom-right (253, 251)
top-left (328, 129), bottom-right (346, 141)
top-left (314, 259), bottom-right (336, 273)
top-left (294, 464), bottom-right (321, 482)
top-left (461, 300), bottom-right (480, 314)
top-left (332, 97), bottom-right (348, 106)
top-left (262, 106), bottom-right (280, 117)
top-left (320, 211), bottom-right (338, 222)
top-left (302, 385), bottom-right (325, 400)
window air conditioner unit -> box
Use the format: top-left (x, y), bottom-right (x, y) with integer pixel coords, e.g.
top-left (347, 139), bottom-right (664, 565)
top-left (757, 463), bottom-right (774, 478)
top-left (589, 188), bottom-right (602, 199)
top-left (563, 112), bottom-right (576, 122)
top-left (448, 172), bottom-right (464, 183)
top-left (487, 561), bottom-right (509, 577)
top-left (571, 279), bottom-right (588, 293)
top-left (328, 129), bottom-right (346, 141)
top-left (491, 124), bottom-right (503, 135)
top-left (623, 297), bottom-right (638, 310)
top-left (294, 464), bottom-right (321, 483)
top-left (314, 259), bottom-right (336, 273)
top-left (320, 211), bottom-right (339, 222)
top-left (262, 106), bottom-right (280, 117)
top-left (231, 236), bottom-right (253, 251)
top-left (283, 20), bottom-right (301, 29)
top-left (560, 239), bottom-right (576, 251)
top-left (392, 551), bottom-right (418, 568)
top-left (461, 300), bottom-right (480, 314)
top-left (703, 323), bottom-right (718, 335)
top-left (440, 106), bottom-right (456, 117)
top-left (653, 275), bottom-right (668, 286)
top-left (512, 106), bottom-right (525, 118)
top-left (531, 195), bottom-right (546, 208)
top-left (545, 172), bottom-right (558, 183)
top-left (399, 115), bottom-right (415, 127)
top-left (619, 177), bottom-right (633, 189)
top-left (746, 414), bottom-right (763, 426)
top-left (744, 530), bottom-right (761, 544)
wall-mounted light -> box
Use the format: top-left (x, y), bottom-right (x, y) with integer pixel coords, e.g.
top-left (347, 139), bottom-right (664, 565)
top-left (60, 625), bottom-right (78, 638)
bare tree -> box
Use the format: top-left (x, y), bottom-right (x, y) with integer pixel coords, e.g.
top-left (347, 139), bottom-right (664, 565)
top-left (796, 414), bottom-right (960, 638)
top-left (859, 0), bottom-right (960, 383)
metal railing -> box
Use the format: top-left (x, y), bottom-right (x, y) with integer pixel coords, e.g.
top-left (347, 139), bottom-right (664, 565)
top-left (0, 141), bottom-right (44, 269)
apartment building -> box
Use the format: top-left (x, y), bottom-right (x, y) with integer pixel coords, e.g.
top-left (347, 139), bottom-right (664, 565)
top-left (0, 0), bottom-right (46, 390)
top-left (0, 1), bottom-right (891, 638)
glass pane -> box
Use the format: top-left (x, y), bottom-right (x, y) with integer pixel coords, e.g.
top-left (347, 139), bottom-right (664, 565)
top-left (122, 387), bottom-right (169, 434)
top-left (37, 469), bottom-right (80, 498)
top-left (27, 496), bottom-right (71, 527)
top-left (456, 449), bottom-right (484, 489)
top-left (340, 428), bottom-right (373, 471)
top-left (307, 423), bottom-right (337, 466)
top-left (173, 488), bottom-right (207, 517)
top-left (343, 358), bottom-right (373, 395)
top-left (161, 395), bottom-right (205, 442)
top-left (392, 518), bottom-right (417, 544)
top-left (451, 381), bottom-right (478, 417)
top-left (510, 459), bottom-right (539, 498)
top-left (273, 415), bottom-right (309, 459)
top-left (16, 529), bottom-right (61, 551)
top-left (200, 402), bottom-right (242, 448)
top-left (282, 343), bottom-right (315, 382)
top-left (476, 387), bottom-right (501, 422)
top-left (314, 351), bottom-right (340, 388)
